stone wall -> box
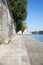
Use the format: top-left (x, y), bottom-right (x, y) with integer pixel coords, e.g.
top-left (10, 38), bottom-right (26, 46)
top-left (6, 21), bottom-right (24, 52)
top-left (0, 0), bottom-right (15, 43)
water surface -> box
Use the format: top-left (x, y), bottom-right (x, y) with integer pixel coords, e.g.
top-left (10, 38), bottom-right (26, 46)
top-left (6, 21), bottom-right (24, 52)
top-left (28, 34), bottom-right (43, 42)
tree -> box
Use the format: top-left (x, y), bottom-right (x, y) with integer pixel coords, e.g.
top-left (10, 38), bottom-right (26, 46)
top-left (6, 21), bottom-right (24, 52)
top-left (7, 0), bottom-right (27, 33)
top-left (16, 21), bottom-right (27, 33)
top-left (21, 21), bottom-right (27, 33)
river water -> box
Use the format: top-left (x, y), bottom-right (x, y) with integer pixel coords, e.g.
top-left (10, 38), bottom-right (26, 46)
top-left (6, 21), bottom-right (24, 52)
top-left (28, 34), bottom-right (43, 42)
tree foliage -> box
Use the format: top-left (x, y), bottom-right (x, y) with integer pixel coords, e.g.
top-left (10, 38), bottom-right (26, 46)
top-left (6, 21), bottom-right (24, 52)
top-left (21, 21), bottom-right (27, 33)
top-left (16, 21), bottom-right (27, 33)
top-left (7, 0), bottom-right (27, 33)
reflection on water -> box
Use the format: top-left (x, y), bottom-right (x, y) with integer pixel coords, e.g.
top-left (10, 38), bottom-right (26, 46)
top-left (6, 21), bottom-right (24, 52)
top-left (28, 34), bottom-right (43, 42)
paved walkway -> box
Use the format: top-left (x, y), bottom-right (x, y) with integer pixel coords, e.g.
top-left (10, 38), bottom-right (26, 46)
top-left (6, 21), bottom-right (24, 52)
top-left (0, 35), bottom-right (31, 65)
top-left (22, 35), bottom-right (43, 65)
top-left (0, 35), bottom-right (43, 65)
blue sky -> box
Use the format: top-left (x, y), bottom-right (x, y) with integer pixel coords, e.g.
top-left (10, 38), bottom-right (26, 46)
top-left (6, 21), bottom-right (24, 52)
top-left (26, 0), bottom-right (43, 32)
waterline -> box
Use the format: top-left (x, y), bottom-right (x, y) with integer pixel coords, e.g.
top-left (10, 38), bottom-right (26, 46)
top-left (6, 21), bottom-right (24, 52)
top-left (28, 34), bottom-right (43, 43)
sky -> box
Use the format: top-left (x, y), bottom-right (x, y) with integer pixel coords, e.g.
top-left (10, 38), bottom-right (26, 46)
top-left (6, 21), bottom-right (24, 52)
top-left (26, 0), bottom-right (43, 32)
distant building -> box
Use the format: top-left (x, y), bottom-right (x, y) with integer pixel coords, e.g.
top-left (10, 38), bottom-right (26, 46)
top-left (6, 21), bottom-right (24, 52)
top-left (0, 0), bottom-right (15, 43)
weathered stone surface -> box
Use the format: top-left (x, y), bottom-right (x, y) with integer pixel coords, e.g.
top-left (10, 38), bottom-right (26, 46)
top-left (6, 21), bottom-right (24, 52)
top-left (0, 0), bottom-right (15, 43)
top-left (0, 35), bottom-right (31, 65)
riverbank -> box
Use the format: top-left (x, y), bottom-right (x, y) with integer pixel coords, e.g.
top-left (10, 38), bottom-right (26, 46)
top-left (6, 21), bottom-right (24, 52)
top-left (22, 34), bottom-right (43, 65)
top-left (0, 34), bottom-right (43, 65)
